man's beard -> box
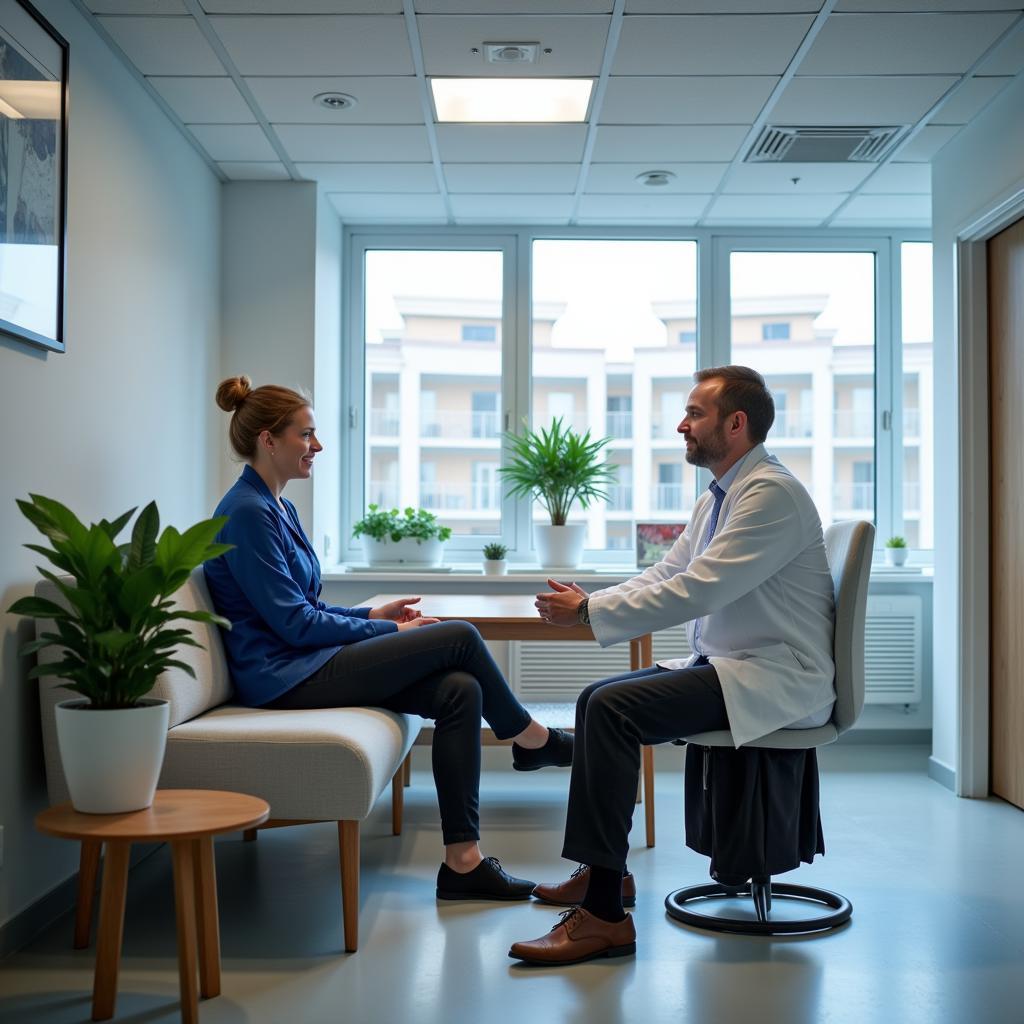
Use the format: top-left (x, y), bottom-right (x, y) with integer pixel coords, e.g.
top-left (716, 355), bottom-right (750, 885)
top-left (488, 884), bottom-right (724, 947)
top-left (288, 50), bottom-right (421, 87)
top-left (684, 421), bottom-right (729, 468)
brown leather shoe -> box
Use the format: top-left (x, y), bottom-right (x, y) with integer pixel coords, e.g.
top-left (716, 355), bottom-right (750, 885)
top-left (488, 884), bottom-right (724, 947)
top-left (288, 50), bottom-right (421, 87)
top-left (532, 864), bottom-right (637, 908)
top-left (509, 908), bottom-right (636, 966)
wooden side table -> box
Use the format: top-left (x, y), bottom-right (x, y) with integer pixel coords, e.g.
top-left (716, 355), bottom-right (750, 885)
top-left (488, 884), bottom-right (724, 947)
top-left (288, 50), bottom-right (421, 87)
top-left (36, 789), bottom-right (269, 1023)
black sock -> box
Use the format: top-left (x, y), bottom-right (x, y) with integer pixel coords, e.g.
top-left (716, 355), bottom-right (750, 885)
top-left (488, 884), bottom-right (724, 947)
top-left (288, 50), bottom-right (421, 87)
top-left (581, 865), bottom-right (626, 923)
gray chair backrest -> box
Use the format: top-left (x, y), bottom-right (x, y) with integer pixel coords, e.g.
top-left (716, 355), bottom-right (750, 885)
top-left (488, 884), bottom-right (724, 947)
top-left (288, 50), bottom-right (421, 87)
top-left (824, 520), bottom-right (875, 736)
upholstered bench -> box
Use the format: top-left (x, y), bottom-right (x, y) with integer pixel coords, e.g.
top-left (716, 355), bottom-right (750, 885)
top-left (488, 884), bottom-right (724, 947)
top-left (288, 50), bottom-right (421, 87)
top-left (35, 569), bottom-right (423, 953)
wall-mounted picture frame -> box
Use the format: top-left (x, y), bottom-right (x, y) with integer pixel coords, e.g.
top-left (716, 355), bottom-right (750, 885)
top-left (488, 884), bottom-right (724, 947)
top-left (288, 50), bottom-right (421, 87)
top-left (0, 0), bottom-right (68, 353)
top-left (636, 521), bottom-right (686, 568)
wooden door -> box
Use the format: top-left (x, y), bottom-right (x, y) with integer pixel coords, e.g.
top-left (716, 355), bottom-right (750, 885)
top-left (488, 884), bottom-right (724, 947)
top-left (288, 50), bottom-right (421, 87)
top-left (989, 215), bottom-right (1024, 809)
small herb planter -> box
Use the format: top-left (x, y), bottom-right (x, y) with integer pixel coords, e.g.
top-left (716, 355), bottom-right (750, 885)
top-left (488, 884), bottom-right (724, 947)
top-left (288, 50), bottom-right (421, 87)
top-left (483, 558), bottom-right (507, 576)
top-left (361, 536), bottom-right (445, 567)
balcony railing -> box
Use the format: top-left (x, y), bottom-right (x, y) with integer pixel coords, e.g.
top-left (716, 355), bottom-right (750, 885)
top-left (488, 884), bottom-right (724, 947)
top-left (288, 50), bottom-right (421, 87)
top-left (606, 483), bottom-right (633, 511)
top-left (903, 407), bottom-right (920, 438)
top-left (605, 411), bottom-right (633, 439)
top-left (420, 409), bottom-right (501, 439)
top-left (420, 481), bottom-right (502, 511)
top-left (369, 409), bottom-right (399, 436)
top-left (650, 413), bottom-right (680, 440)
top-left (368, 481), bottom-right (400, 508)
top-left (833, 409), bottom-right (874, 438)
top-left (833, 482), bottom-right (874, 511)
top-left (652, 483), bottom-right (684, 511)
top-left (769, 409), bottom-right (814, 439)
top-left (904, 481), bottom-right (920, 512)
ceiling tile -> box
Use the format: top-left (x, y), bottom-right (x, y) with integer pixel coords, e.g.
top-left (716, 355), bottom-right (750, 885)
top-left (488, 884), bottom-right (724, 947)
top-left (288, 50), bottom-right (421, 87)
top-left (600, 76), bottom-right (777, 125)
top-left (149, 77), bottom-right (255, 123)
top-left (591, 125), bottom-right (747, 162)
top-left (188, 123), bottom-right (278, 160)
top-left (327, 193), bottom-right (448, 222)
top-left (219, 161), bottom-right (291, 180)
top-left (97, 16), bottom-right (226, 75)
top-left (896, 124), bottom-right (960, 161)
top-left (245, 76), bottom-right (424, 124)
top-left (577, 194), bottom-right (709, 219)
top-left (449, 195), bottom-right (575, 221)
top-left (586, 162), bottom-right (727, 192)
top-left (416, 1), bottom-right (612, 11)
top-left (772, 76), bottom-right (957, 125)
top-left (627, 1), bottom-right (821, 10)
top-left (202, 2), bottom-right (401, 10)
top-left (436, 125), bottom-right (588, 163)
top-left (799, 13), bottom-right (1018, 75)
top-left (209, 15), bottom-right (413, 75)
top-left (417, 15), bottom-right (610, 77)
top-left (723, 162), bottom-right (874, 194)
top-left (835, 0), bottom-right (1024, 10)
top-left (275, 125), bottom-right (432, 162)
top-left (444, 164), bottom-right (579, 193)
top-left (975, 24), bottom-right (1024, 76)
top-left (86, 1), bottom-right (186, 11)
top-left (705, 193), bottom-right (845, 219)
top-left (295, 163), bottom-right (438, 191)
top-left (614, 15), bottom-right (815, 75)
top-left (830, 194), bottom-right (931, 223)
top-left (933, 76), bottom-right (1013, 125)
top-left (859, 163), bottom-right (931, 194)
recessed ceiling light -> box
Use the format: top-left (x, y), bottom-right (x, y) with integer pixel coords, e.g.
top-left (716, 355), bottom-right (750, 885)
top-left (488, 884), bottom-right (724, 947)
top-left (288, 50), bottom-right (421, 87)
top-left (314, 92), bottom-right (357, 111)
top-left (636, 170), bottom-right (676, 187)
top-left (431, 78), bottom-right (593, 124)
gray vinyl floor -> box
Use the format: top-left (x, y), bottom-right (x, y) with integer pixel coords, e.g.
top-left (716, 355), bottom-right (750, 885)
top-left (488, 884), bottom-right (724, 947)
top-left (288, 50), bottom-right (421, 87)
top-left (2, 745), bottom-right (1023, 1024)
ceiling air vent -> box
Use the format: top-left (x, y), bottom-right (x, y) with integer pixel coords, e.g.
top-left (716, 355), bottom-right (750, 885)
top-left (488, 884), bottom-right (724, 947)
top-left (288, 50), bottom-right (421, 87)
top-left (745, 125), bottom-right (906, 164)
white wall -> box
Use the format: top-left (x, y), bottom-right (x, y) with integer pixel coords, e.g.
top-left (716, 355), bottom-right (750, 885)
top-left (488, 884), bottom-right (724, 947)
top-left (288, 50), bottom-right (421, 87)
top-left (930, 75), bottom-right (1024, 781)
top-left (0, 0), bottom-right (221, 937)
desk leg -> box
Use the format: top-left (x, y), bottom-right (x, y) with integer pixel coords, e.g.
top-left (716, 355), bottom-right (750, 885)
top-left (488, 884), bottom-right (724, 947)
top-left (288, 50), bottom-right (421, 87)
top-left (171, 840), bottom-right (200, 1024)
top-left (193, 837), bottom-right (221, 999)
top-left (75, 840), bottom-right (102, 950)
top-left (91, 840), bottom-right (131, 1022)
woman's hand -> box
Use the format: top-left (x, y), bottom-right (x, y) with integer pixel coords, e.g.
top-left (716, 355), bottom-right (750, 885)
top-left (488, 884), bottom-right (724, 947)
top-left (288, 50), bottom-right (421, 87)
top-left (535, 578), bottom-right (586, 627)
top-left (370, 597), bottom-right (424, 622)
top-left (396, 616), bottom-right (440, 631)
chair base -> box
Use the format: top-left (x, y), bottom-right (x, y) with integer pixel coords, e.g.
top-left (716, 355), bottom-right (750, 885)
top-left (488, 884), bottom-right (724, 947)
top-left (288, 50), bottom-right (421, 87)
top-left (665, 880), bottom-right (852, 936)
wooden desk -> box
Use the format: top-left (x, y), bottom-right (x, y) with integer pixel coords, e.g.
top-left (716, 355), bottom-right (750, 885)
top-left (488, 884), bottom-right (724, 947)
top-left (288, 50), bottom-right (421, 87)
top-left (362, 593), bottom-right (658, 847)
top-left (36, 790), bottom-right (269, 1023)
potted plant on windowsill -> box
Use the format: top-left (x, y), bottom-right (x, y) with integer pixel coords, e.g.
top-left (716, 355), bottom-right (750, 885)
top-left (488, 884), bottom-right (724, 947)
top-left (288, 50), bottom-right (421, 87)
top-left (884, 535), bottom-right (909, 567)
top-left (8, 495), bottom-right (231, 813)
top-left (482, 542), bottom-right (508, 576)
top-left (499, 417), bottom-right (617, 570)
top-left (353, 505), bottom-right (452, 567)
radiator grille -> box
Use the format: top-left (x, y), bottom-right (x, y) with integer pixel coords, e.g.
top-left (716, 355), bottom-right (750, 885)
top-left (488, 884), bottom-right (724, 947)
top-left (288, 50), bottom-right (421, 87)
top-left (864, 595), bottom-right (922, 704)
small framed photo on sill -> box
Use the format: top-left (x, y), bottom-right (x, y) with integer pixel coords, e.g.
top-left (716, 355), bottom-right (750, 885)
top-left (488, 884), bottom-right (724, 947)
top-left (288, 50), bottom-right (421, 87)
top-left (636, 522), bottom-right (686, 568)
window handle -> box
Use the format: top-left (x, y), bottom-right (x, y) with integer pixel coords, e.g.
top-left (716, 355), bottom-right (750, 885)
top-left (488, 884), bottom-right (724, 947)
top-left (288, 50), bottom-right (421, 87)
top-left (881, 410), bottom-right (891, 431)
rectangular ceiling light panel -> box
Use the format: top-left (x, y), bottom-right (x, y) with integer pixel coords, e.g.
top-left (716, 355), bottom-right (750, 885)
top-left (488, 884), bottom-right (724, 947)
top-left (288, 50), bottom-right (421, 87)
top-left (431, 78), bottom-right (593, 123)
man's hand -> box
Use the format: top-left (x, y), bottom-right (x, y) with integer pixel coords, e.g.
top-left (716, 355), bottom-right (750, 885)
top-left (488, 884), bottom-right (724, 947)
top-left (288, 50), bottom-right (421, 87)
top-left (535, 578), bottom-right (587, 627)
top-left (370, 596), bottom-right (424, 622)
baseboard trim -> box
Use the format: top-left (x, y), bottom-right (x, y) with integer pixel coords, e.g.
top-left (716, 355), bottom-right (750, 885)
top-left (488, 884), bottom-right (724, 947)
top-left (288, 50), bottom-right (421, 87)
top-left (928, 756), bottom-right (957, 792)
top-left (835, 729), bottom-right (932, 745)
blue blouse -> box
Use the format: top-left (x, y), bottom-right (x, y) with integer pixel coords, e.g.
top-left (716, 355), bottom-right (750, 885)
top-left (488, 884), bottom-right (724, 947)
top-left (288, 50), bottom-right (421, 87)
top-left (203, 465), bottom-right (398, 706)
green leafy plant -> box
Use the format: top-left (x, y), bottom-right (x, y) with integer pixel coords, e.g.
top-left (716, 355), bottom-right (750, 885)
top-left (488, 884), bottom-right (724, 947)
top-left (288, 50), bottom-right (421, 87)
top-left (885, 536), bottom-right (907, 549)
top-left (482, 542), bottom-right (508, 561)
top-left (8, 495), bottom-right (232, 710)
top-left (499, 417), bottom-right (617, 526)
top-left (352, 504), bottom-right (452, 544)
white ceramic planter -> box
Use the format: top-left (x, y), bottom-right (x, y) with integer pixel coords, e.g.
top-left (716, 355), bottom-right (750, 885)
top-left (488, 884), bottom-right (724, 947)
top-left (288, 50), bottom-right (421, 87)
top-left (885, 547), bottom-right (909, 567)
top-left (482, 559), bottom-right (507, 576)
top-left (55, 698), bottom-right (170, 814)
top-left (361, 536), bottom-right (444, 567)
top-left (534, 524), bottom-right (587, 570)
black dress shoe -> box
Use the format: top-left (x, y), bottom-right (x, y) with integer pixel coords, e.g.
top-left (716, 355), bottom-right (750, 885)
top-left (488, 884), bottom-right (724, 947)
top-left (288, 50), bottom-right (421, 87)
top-left (436, 857), bottom-right (536, 901)
top-left (512, 727), bottom-right (574, 771)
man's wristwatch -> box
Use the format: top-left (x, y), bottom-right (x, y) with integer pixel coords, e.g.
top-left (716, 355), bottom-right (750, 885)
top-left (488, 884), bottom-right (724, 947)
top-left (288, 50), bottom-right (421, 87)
top-left (576, 597), bottom-right (590, 625)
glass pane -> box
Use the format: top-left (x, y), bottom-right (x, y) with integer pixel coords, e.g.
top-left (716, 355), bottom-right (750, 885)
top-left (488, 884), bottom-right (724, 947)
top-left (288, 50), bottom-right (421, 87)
top-left (901, 242), bottom-right (933, 550)
top-left (364, 249), bottom-right (504, 538)
top-left (532, 240), bottom-right (698, 556)
top-left (730, 251), bottom-right (876, 530)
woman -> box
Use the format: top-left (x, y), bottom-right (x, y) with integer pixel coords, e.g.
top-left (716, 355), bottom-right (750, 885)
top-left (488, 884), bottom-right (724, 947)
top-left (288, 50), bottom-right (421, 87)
top-left (205, 376), bottom-right (572, 900)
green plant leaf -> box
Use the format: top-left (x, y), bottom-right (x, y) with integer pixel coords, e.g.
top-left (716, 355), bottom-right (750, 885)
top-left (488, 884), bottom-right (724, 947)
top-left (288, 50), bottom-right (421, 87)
top-left (129, 502), bottom-right (160, 570)
top-left (7, 595), bottom-right (72, 619)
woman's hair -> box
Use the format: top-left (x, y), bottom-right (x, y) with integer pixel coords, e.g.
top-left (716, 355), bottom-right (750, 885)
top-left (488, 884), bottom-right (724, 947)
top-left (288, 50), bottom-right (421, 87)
top-left (693, 365), bottom-right (775, 444)
top-left (215, 376), bottom-right (312, 460)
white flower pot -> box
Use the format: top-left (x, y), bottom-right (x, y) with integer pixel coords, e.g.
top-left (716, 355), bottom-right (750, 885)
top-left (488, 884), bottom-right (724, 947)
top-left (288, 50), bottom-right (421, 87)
top-left (534, 524), bottom-right (587, 570)
top-left (483, 559), bottom-right (507, 576)
top-left (885, 547), bottom-right (908, 567)
top-left (362, 536), bottom-right (444, 567)
top-left (55, 698), bottom-right (169, 814)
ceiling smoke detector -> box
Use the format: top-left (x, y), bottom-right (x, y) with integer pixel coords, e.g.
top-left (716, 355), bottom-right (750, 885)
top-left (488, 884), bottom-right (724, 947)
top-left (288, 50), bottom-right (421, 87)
top-left (484, 42), bottom-right (540, 64)
top-left (636, 170), bottom-right (676, 187)
top-left (314, 92), bottom-right (357, 111)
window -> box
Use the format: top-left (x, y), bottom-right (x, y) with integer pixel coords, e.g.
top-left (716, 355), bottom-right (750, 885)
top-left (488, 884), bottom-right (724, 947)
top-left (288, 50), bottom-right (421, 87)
top-left (462, 323), bottom-right (496, 342)
top-left (762, 322), bottom-right (791, 341)
top-left (678, 329), bottom-right (696, 344)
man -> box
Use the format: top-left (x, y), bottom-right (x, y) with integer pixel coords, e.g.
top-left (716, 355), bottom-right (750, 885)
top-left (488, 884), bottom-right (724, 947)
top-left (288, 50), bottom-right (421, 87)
top-left (508, 365), bottom-right (835, 966)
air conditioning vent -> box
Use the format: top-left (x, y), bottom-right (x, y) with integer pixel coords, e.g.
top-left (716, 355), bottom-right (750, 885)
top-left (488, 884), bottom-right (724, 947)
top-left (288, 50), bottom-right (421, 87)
top-left (746, 125), bottom-right (906, 164)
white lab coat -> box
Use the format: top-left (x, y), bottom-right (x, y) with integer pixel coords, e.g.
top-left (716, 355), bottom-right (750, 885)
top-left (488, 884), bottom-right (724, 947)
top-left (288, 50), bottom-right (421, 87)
top-left (588, 444), bottom-right (836, 748)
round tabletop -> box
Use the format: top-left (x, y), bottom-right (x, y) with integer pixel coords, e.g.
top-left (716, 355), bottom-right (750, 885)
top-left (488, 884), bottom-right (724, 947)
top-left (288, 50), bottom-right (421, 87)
top-left (35, 789), bottom-right (270, 842)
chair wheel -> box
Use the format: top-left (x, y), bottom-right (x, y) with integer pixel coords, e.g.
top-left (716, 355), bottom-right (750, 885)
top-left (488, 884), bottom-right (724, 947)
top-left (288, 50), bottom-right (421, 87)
top-left (664, 881), bottom-right (852, 935)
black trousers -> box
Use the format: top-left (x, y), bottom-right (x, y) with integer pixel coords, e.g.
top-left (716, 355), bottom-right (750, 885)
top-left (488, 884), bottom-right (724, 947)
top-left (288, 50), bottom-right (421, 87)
top-left (562, 657), bottom-right (730, 872)
top-left (268, 620), bottom-right (532, 845)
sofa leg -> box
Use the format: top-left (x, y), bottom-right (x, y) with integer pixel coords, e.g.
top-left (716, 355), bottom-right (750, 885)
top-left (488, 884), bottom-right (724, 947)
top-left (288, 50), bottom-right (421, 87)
top-left (242, 829), bottom-right (258, 842)
top-left (338, 821), bottom-right (359, 952)
top-left (392, 767), bottom-right (404, 836)
top-left (74, 840), bottom-right (102, 949)
top-left (403, 751), bottom-right (411, 787)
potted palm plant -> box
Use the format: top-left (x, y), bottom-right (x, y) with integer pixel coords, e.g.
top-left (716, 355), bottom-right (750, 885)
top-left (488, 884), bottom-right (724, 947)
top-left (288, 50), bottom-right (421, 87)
top-left (499, 417), bottom-right (617, 569)
top-left (8, 495), bottom-right (231, 813)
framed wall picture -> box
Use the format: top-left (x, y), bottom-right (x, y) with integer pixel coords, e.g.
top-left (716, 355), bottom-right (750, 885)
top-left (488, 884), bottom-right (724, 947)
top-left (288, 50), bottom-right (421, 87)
top-left (636, 521), bottom-right (686, 568)
top-left (0, 0), bottom-right (68, 353)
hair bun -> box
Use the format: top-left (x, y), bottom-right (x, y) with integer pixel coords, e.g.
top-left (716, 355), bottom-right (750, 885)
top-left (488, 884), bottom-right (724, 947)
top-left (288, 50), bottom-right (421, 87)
top-left (215, 375), bottom-right (252, 412)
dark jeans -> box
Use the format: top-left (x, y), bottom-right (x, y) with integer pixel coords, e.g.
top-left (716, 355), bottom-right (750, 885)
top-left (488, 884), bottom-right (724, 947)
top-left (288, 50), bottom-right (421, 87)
top-left (562, 657), bottom-right (729, 872)
top-left (267, 620), bottom-right (532, 845)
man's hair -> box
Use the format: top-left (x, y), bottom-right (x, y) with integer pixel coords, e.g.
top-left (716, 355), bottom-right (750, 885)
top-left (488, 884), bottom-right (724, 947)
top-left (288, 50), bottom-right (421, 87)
top-left (693, 365), bottom-right (775, 444)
